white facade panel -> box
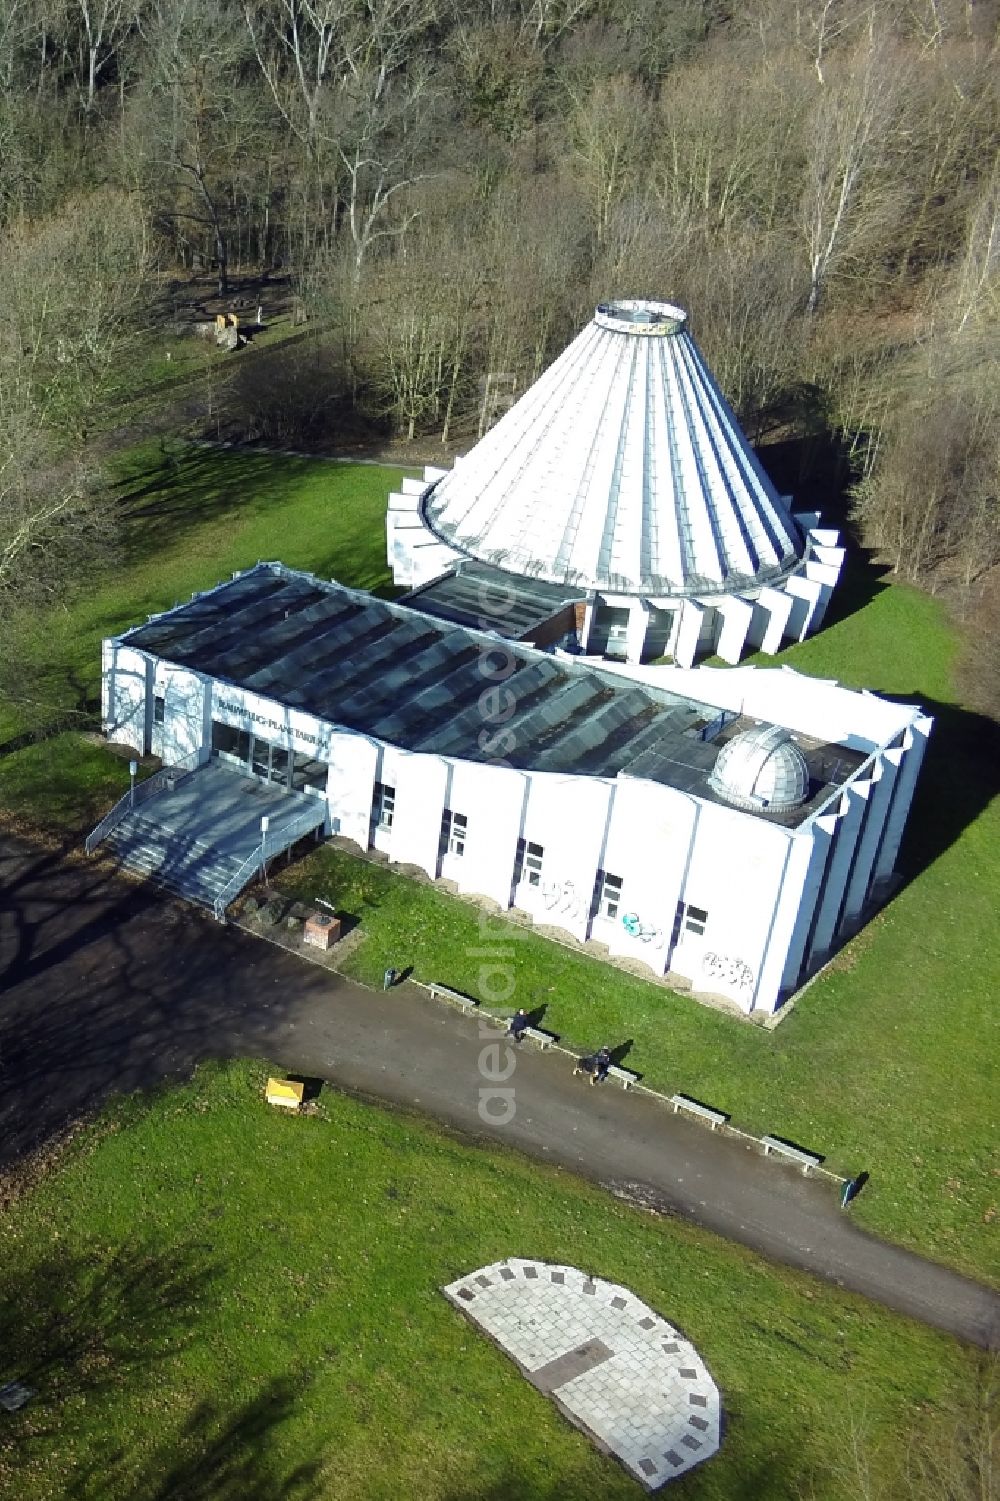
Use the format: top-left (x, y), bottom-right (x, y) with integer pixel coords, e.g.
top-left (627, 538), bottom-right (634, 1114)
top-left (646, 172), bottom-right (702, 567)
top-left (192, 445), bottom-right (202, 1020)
top-left (712, 596), bottom-right (754, 664)
top-left (601, 777), bottom-right (698, 974)
top-left (157, 664), bottom-right (209, 763)
top-left (449, 760), bottom-right (528, 907)
top-left (672, 801), bottom-right (793, 1011)
top-left (516, 774), bottom-right (613, 943)
top-left (753, 834), bottom-right (820, 1013)
top-left (808, 787), bottom-right (866, 960)
top-left (778, 814), bottom-right (837, 994)
top-left (674, 600), bottom-right (705, 668)
top-left (328, 731), bottom-right (379, 847)
top-left (842, 753), bottom-right (900, 924)
top-left (872, 717), bottom-right (932, 885)
top-left (104, 642), bottom-right (151, 751)
top-left (389, 753), bottom-right (449, 878)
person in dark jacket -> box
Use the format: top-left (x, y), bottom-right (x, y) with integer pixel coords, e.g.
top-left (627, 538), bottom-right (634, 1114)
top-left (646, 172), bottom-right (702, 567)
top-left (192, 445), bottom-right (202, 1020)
top-left (574, 1045), bottom-right (612, 1084)
top-left (506, 1008), bottom-right (530, 1042)
top-left (591, 1045), bottom-right (612, 1085)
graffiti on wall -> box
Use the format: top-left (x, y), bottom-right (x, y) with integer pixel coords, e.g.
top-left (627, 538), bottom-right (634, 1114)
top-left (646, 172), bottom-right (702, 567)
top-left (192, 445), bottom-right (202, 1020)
top-left (701, 952), bottom-right (755, 993)
top-left (541, 878), bottom-right (585, 923)
top-left (621, 912), bottom-right (665, 949)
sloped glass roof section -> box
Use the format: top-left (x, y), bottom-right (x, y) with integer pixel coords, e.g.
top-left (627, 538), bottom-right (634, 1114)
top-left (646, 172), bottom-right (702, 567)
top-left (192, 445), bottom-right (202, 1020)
top-left (421, 299), bottom-right (804, 597)
top-left (124, 564), bottom-right (859, 822)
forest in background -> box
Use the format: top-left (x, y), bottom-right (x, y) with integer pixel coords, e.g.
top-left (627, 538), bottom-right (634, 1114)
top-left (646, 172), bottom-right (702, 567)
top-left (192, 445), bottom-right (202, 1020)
top-left (0, 0), bottom-right (998, 710)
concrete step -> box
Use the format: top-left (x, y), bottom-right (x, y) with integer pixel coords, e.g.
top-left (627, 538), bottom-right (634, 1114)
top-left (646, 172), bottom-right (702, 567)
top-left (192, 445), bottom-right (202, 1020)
top-left (105, 820), bottom-right (253, 910)
top-left (100, 801), bottom-right (322, 914)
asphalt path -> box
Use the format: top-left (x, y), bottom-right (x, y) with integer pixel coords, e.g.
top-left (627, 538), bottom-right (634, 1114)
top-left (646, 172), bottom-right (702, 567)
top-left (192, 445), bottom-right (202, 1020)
top-left (1, 834), bottom-right (997, 1350)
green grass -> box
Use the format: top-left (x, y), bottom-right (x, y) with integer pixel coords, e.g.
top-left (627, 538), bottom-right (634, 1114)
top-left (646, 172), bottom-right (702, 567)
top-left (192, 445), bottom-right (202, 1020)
top-left (0, 446), bottom-right (996, 1287)
top-left (0, 1060), bottom-right (983, 1501)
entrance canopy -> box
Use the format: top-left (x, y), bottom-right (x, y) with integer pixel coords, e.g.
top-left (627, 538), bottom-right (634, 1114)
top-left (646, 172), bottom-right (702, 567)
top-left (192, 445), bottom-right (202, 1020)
top-left (421, 299), bottom-right (804, 599)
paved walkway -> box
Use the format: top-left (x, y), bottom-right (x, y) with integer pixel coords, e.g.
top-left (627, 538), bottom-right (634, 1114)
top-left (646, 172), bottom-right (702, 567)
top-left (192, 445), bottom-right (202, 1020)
top-left (1, 834), bottom-right (997, 1350)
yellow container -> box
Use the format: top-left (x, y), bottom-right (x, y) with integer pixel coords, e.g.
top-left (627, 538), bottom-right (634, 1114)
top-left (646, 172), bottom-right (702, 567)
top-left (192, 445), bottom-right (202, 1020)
top-left (266, 1077), bottom-right (305, 1110)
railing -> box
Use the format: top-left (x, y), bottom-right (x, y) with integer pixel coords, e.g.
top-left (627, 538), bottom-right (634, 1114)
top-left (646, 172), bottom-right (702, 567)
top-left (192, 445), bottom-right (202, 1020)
top-left (84, 748), bottom-right (205, 854)
top-left (212, 802), bottom-right (325, 922)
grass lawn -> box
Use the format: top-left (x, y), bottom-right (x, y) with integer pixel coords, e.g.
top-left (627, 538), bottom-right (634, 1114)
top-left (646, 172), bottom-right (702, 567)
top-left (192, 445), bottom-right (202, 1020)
top-left (0, 1060), bottom-right (984, 1501)
top-left (0, 446), bottom-right (996, 1286)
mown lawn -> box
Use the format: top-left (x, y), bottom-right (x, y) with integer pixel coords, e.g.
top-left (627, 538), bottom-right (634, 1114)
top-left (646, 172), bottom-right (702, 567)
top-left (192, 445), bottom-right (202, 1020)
top-left (0, 1060), bottom-right (982, 1501)
top-left (0, 446), bottom-right (996, 1285)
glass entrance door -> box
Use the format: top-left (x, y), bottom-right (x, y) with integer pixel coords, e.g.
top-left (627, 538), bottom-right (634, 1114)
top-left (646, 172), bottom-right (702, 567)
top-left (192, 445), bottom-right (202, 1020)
top-left (251, 735), bottom-right (270, 780)
top-left (269, 745), bottom-right (290, 786)
top-left (213, 721), bottom-right (300, 789)
top-left (249, 735), bottom-right (291, 787)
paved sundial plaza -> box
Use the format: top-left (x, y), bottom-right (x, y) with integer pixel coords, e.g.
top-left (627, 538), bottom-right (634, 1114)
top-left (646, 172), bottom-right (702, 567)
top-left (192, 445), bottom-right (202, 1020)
top-left (442, 1258), bottom-right (721, 1489)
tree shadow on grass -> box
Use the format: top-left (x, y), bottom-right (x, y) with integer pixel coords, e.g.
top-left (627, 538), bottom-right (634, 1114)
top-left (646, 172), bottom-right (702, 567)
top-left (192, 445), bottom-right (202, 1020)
top-left (63, 1376), bottom-right (323, 1501)
top-left (0, 1242), bottom-right (218, 1435)
top-left (110, 448), bottom-right (325, 567)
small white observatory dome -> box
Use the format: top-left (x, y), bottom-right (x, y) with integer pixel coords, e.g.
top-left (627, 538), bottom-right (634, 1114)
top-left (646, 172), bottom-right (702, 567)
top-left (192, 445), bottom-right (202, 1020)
top-left (709, 724), bottom-right (810, 813)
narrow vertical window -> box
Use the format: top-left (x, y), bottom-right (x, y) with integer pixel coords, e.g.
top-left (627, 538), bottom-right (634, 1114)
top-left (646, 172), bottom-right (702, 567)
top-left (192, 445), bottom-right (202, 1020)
top-left (373, 782), bottom-right (395, 830)
top-left (440, 809), bottom-right (468, 857)
top-left (597, 871), bottom-right (623, 920)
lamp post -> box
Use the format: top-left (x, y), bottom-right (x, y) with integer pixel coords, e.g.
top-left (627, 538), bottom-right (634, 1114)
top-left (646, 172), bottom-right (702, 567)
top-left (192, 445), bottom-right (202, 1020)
top-left (260, 815), bottom-right (270, 887)
top-left (129, 759), bottom-right (138, 810)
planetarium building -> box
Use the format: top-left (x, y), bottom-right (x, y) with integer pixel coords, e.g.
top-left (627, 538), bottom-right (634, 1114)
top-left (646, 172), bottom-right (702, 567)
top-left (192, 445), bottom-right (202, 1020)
top-left (92, 296), bottom-right (928, 1017)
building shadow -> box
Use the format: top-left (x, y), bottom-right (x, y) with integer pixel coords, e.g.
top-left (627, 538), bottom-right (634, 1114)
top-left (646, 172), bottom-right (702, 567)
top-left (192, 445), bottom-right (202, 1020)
top-left (885, 692), bottom-right (1000, 888)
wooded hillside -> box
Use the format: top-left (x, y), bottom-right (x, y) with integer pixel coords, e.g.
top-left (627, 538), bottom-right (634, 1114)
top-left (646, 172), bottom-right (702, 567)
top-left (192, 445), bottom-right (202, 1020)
top-left (1, 1), bottom-right (997, 643)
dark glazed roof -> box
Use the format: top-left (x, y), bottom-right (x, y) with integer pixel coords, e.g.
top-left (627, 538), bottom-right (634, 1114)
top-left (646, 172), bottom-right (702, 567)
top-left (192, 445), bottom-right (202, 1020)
top-left (121, 563), bottom-right (857, 820)
top-left (400, 562), bottom-right (584, 636)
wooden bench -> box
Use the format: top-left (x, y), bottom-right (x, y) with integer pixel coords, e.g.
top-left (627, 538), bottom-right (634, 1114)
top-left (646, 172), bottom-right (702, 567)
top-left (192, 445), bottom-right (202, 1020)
top-left (761, 1135), bottom-right (823, 1174)
top-left (670, 1094), bottom-right (728, 1129)
top-left (427, 982), bottom-right (478, 1013)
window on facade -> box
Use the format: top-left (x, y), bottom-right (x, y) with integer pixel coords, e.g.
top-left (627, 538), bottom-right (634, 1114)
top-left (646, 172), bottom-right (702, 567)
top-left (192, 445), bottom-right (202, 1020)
top-left (211, 720), bottom-right (250, 761)
top-left (515, 839), bottom-right (544, 886)
top-left (373, 782), bottom-right (395, 830)
top-left (597, 871), bottom-right (623, 920)
top-left (291, 752), bottom-right (327, 794)
top-left (676, 901), bottom-right (708, 937)
top-left (440, 809), bottom-right (468, 857)
top-left (153, 694), bottom-right (165, 725)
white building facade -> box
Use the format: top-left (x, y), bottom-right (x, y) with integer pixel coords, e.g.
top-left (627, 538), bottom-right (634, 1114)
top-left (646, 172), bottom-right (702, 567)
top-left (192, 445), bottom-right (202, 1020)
top-left (102, 564), bottom-right (930, 1017)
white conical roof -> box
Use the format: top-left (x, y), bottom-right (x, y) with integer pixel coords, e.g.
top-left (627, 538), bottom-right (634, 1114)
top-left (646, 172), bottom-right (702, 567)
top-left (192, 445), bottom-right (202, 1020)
top-left (422, 299), bottom-right (804, 597)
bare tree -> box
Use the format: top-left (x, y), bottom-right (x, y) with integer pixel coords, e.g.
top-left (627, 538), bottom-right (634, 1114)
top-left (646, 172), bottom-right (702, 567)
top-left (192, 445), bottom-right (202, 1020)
top-left (69, 0), bottom-right (141, 111)
top-left (799, 29), bottom-right (905, 313)
top-left (567, 74), bottom-right (653, 245)
top-left (0, 189), bottom-right (149, 613)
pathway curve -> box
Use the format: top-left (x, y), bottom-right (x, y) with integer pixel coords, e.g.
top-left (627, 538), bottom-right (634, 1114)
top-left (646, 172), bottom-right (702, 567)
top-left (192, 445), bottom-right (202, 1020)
top-left (0, 834), bottom-right (996, 1350)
